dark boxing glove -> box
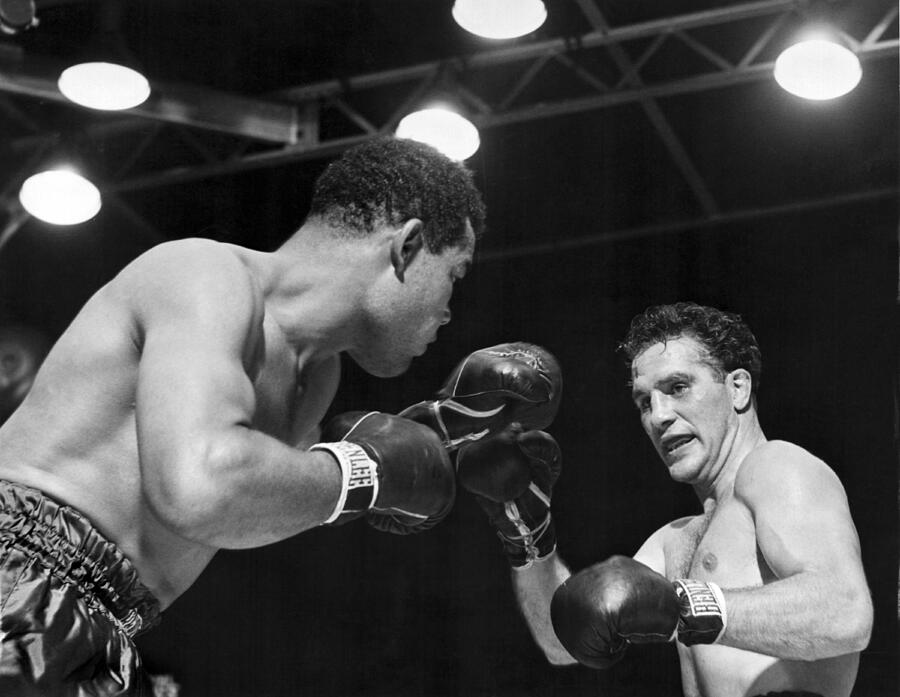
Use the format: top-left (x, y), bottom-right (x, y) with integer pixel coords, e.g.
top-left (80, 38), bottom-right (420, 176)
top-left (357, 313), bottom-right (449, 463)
top-left (457, 425), bottom-right (561, 568)
top-left (312, 411), bottom-right (456, 534)
top-left (399, 342), bottom-right (562, 451)
top-left (550, 556), bottom-right (727, 669)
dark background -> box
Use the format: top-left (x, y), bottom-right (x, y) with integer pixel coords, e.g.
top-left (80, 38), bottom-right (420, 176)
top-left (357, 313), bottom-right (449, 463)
top-left (0, 1), bottom-right (896, 695)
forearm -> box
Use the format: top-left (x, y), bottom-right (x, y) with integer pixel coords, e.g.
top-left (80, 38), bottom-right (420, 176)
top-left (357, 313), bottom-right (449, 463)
top-left (146, 426), bottom-right (341, 548)
top-left (718, 572), bottom-right (873, 660)
top-left (512, 550), bottom-right (576, 665)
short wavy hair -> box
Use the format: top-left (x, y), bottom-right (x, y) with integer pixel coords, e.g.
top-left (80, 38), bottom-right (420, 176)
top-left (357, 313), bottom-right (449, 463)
top-left (308, 136), bottom-right (486, 254)
top-left (619, 302), bottom-right (762, 395)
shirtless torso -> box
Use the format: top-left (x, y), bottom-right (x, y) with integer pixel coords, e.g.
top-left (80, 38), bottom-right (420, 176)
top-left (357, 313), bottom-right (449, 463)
top-left (514, 321), bottom-right (871, 697)
top-left (637, 446), bottom-right (860, 697)
top-left (0, 240), bottom-right (340, 607)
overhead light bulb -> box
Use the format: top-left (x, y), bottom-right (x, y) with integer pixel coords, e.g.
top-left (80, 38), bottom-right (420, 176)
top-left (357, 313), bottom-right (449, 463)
top-left (773, 39), bottom-right (862, 100)
top-left (452, 0), bottom-right (547, 40)
top-left (58, 61), bottom-right (150, 110)
top-left (396, 107), bottom-right (480, 161)
top-left (19, 169), bottom-right (102, 225)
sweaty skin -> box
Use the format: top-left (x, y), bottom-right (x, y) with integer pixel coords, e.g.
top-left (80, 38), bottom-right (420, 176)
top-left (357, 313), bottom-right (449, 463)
top-left (634, 445), bottom-right (863, 697)
top-left (0, 230), bottom-right (475, 608)
top-left (512, 336), bottom-right (871, 697)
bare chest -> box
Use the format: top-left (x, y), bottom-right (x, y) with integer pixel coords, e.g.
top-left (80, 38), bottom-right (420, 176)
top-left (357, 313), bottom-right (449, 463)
top-left (250, 337), bottom-right (302, 442)
top-left (248, 323), bottom-right (339, 447)
top-left (666, 499), bottom-right (768, 585)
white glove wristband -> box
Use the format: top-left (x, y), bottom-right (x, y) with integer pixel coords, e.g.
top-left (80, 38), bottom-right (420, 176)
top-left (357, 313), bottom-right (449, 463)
top-left (311, 441), bottom-right (379, 524)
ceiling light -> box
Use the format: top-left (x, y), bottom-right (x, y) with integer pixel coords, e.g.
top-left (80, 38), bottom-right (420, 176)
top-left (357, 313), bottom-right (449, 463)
top-left (396, 107), bottom-right (480, 161)
top-left (19, 169), bottom-right (102, 225)
top-left (58, 61), bottom-right (150, 111)
top-left (774, 39), bottom-right (862, 100)
top-left (452, 0), bottom-right (547, 40)
top-left (0, 0), bottom-right (36, 35)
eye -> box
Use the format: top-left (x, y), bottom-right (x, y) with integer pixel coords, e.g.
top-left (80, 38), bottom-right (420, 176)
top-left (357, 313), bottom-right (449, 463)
top-left (672, 382), bottom-right (689, 396)
top-left (635, 397), bottom-right (650, 413)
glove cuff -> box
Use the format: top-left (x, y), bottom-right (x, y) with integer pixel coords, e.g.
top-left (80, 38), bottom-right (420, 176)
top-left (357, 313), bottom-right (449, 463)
top-left (311, 441), bottom-right (379, 524)
top-left (400, 399), bottom-right (493, 451)
top-left (673, 579), bottom-right (727, 645)
top-left (498, 500), bottom-right (557, 568)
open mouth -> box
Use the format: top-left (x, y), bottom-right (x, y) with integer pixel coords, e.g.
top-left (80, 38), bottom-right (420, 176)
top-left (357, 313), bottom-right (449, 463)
top-left (662, 434), bottom-right (695, 455)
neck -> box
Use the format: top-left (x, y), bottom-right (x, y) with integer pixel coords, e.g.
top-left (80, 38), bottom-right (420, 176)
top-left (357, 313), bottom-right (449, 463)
top-left (695, 410), bottom-right (766, 504)
top-left (251, 224), bottom-right (384, 353)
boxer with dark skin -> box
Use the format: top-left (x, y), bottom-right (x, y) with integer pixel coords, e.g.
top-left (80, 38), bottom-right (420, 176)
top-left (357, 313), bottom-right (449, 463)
top-left (466, 303), bottom-right (873, 697)
top-left (0, 136), bottom-right (504, 696)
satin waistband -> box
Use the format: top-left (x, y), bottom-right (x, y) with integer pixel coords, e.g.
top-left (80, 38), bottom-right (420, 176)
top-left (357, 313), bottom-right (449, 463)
top-left (0, 479), bottom-right (160, 637)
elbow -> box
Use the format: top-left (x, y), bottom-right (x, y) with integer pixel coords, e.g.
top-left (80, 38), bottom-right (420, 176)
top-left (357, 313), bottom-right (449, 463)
top-left (547, 654), bottom-right (578, 667)
top-left (143, 438), bottom-right (239, 544)
top-left (844, 591), bottom-right (873, 652)
top-left (539, 637), bottom-right (578, 666)
top-left (543, 645), bottom-right (577, 667)
top-left (821, 584), bottom-right (873, 657)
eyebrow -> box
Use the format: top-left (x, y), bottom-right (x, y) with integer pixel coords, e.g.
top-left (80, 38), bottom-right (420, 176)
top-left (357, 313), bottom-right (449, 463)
top-left (631, 371), bottom-right (694, 399)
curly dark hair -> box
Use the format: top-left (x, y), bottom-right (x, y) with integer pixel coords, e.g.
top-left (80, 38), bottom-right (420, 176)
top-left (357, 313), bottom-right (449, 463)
top-left (307, 136), bottom-right (486, 254)
top-left (619, 302), bottom-right (762, 395)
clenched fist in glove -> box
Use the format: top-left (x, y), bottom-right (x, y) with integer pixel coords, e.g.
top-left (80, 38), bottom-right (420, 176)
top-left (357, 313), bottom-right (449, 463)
top-left (312, 411), bottom-right (456, 534)
top-left (457, 424), bottom-right (561, 567)
top-left (550, 556), bottom-right (727, 669)
top-left (399, 342), bottom-right (562, 451)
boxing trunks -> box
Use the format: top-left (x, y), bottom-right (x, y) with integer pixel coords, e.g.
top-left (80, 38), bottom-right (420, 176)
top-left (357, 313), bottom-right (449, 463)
top-left (0, 480), bottom-right (160, 696)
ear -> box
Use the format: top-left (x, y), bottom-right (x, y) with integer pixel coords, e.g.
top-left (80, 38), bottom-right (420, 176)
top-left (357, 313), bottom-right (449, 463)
top-left (389, 218), bottom-right (424, 282)
top-left (729, 369), bottom-right (752, 412)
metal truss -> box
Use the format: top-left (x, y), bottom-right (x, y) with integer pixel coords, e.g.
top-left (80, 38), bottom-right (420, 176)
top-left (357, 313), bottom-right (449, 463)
top-left (0, 0), bottom-right (897, 208)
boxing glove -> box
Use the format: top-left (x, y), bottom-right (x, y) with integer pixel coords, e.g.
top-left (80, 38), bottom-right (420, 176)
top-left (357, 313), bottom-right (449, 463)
top-left (457, 425), bottom-right (561, 567)
top-left (312, 411), bottom-right (456, 534)
top-left (399, 342), bottom-right (562, 451)
top-left (550, 556), bottom-right (727, 669)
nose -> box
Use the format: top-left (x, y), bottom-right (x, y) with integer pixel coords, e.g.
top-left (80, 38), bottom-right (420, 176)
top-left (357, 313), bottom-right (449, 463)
top-left (439, 308), bottom-right (451, 326)
top-left (647, 392), bottom-right (676, 431)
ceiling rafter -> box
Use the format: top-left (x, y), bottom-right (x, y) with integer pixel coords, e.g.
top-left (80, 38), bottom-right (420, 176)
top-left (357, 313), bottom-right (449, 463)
top-left (573, 0), bottom-right (719, 216)
top-left (0, 0), bottom-right (894, 202)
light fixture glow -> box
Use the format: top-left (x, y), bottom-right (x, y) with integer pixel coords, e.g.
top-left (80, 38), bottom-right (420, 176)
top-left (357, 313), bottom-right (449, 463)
top-left (396, 107), bottom-right (481, 161)
top-left (774, 39), bottom-right (862, 100)
top-left (58, 62), bottom-right (151, 110)
top-left (19, 170), bottom-right (102, 225)
top-left (452, 0), bottom-right (547, 40)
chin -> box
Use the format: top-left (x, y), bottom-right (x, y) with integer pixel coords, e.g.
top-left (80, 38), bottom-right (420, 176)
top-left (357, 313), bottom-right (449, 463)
top-left (350, 351), bottom-right (412, 379)
top-left (665, 458), bottom-right (700, 483)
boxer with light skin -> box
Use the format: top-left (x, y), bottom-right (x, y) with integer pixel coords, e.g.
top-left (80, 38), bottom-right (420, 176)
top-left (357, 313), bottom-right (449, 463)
top-left (477, 302), bottom-right (872, 697)
top-left (0, 136), bottom-right (567, 696)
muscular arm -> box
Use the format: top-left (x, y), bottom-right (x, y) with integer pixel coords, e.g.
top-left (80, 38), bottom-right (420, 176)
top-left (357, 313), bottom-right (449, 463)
top-left (129, 241), bottom-right (341, 549)
top-left (511, 550), bottom-right (576, 665)
top-left (718, 441), bottom-right (873, 660)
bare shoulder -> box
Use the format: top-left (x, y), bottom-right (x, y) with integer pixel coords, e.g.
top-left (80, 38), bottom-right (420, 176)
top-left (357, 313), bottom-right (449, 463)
top-left (115, 240), bottom-right (262, 317)
top-left (121, 239), bottom-right (252, 286)
top-left (735, 439), bottom-right (845, 506)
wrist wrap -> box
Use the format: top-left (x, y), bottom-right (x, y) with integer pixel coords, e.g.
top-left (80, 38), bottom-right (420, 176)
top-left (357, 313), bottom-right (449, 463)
top-left (312, 441), bottom-right (379, 524)
top-left (672, 579), bottom-right (727, 645)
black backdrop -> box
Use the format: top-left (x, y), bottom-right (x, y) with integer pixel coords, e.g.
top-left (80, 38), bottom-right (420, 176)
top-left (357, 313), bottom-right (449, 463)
top-left (128, 198), bottom-right (897, 696)
top-left (0, 61), bottom-right (896, 697)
